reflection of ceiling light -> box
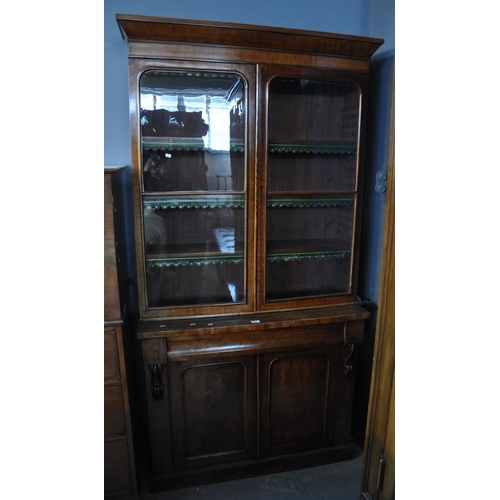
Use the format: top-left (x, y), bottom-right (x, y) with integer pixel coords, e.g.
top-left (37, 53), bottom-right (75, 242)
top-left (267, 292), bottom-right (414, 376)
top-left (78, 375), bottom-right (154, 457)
top-left (139, 73), bottom-right (245, 153)
top-left (227, 283), bottom-right (237, 302)
top-left (140, 72), bottom-right (242, 99)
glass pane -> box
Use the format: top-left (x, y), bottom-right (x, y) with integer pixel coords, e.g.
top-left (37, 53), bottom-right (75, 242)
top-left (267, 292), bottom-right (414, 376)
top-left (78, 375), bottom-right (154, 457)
top-left (266, 197), bottom-right (354, 299)
top-left (140, 70), bottom-right (247, 308)
top-left (266, 76), bottom-right (359, 301)
top-left (144, 195), bottom-right (245, 307)
top-left (140, 70), bottom-right (245, 192)
top-left (267, 78), bottom-right (359, 192)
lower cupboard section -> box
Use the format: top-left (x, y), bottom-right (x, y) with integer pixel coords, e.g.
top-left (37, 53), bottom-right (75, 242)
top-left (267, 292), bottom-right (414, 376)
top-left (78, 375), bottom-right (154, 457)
top-left (141, 336), bottom-right (360, 491)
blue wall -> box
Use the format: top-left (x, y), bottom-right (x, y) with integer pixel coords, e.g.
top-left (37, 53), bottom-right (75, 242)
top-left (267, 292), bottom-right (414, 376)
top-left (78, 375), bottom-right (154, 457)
top-left (358, 0), bottom-right (395, 303)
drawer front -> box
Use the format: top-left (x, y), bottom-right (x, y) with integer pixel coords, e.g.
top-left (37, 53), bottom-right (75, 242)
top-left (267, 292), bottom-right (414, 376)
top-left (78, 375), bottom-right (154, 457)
top-left (104, 439), bottom-right (132, 497)
top-left (104, 330), bottom-right (120, 379)
top-left (104, 385), bottom-right (126, 436)
top-left (104, 174), bottom-right (121, 321)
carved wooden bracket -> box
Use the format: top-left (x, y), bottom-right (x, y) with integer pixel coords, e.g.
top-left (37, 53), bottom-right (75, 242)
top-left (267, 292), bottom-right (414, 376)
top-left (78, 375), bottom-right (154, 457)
top-left (341, 344), bottom-right (355, 378)
top-left (150, 363), bottom-right (164, 400)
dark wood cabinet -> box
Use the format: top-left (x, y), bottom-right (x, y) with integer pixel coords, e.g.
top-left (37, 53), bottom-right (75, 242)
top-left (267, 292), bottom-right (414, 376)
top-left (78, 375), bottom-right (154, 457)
top-left (116, 14), bottom-right (383, 492)
top-left (104, 167), bottom-right (139, 499)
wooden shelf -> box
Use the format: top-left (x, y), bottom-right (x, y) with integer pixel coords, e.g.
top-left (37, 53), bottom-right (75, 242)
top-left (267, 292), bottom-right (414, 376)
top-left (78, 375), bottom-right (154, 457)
top-left (267, 197), bottom-right (354, 208)
top-left (268, 142), bottom-right (356, 154)
top-left (267, 249), bottom-right (350, 262)
top-left (144, 195), bottom-right (245, 210)
top-left (142, 137), bottom-right (207, 151)
top-left (146, 252), bottom-right (244, 268)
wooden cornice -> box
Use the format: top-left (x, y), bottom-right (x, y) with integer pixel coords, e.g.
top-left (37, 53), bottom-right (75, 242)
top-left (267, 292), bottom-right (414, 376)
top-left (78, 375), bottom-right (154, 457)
top-left (116, 14), bottom-right (384, 61)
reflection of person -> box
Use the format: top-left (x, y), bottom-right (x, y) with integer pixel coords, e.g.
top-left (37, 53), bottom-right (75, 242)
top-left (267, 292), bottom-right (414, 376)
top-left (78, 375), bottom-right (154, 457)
top-left (144, 207), bottom-right (167, 250)
top-left (144, 152), bottom-right (205, 192)
top-left (143, 153), bottom-right (172, 192)
top-left (144, 154), bottom-right (163, 178)
top-left (144, 207), bottom-right (168, 308)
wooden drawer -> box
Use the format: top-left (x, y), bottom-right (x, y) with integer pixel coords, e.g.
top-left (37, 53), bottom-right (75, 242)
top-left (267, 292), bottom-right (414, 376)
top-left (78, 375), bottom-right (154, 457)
top-left (104, 439), bottom-right (132, 497)
top-left (105, 330), bottom-right (120, 379)
top-left (105, 385), bottom-right (126, 437)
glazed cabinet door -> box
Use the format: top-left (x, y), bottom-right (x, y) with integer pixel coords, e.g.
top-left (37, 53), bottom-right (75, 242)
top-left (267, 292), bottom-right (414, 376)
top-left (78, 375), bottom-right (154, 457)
top-left (258, 66), bottom-right (368, 310)
top-left (168, 355), bottom-right (257, 470)
top-left (131, 61), bottom-right (257, 318)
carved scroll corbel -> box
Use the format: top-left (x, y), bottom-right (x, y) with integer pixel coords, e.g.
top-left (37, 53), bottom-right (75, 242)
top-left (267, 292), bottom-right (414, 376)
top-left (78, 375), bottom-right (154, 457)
top-left (341, 344), bottom-right (355, 378)
top-left (150, 363), bottom-right (164, 400)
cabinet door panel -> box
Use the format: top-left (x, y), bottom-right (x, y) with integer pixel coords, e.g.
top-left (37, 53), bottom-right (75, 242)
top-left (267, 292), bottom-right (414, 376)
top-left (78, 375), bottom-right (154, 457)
top-left (169, 356), bottom-right (257, 469)
top-left (260, 348), bottom-right (340, 457)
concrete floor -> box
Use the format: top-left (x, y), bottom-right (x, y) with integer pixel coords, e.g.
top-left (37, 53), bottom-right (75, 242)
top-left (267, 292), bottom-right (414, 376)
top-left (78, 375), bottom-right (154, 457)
top-left (140, 453), bottom-right (364, 500)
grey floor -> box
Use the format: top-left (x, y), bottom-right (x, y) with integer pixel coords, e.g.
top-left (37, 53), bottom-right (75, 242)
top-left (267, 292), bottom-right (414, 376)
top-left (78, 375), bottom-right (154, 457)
top-left (140, 453), bottom-right (364, 500)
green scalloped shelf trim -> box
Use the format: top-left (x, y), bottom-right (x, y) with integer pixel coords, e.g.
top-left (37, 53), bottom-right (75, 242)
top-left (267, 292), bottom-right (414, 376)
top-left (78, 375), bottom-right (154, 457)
top-left (230, 142), bottom-right (245, 152)
top-left (144, 71), bottom-right (239, 80)
top-left (268, 143), bottom-right (356, 154)
top-left (267, 250), bottom-right (350, 262)
top-left (144, 198), bottom-right (245, 210)
top-left (142, 138), bottom-right (208, 152)
top-left (267, 198), bottom-right (354, 208)
top-left (143, 140), bottom-right (355, 154)
top-left (147, 254), bottom-right (244, 268)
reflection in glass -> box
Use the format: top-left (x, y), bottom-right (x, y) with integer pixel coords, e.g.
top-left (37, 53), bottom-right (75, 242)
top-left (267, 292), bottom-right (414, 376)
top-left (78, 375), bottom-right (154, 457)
top-left (139, 71), bottom-right (247, 308)
top-left (140, 71), bottom-right (245, 193)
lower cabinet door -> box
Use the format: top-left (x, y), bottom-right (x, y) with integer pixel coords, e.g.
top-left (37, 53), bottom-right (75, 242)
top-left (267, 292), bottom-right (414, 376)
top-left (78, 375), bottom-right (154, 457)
top-left (259, 347), bottom-right (341, 458)
top-left (168, 355), bottom-right (258, 469)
